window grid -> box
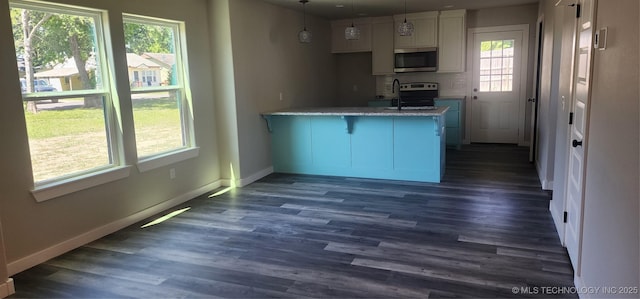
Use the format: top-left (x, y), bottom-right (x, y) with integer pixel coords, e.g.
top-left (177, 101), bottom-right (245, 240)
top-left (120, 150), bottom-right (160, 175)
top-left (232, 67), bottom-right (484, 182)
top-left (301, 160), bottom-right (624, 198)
top-left (123, 14), bottom-right (194, 160)
top-left (10, 0), bottom-right (121, 184)
top-left (479, 39), bottom-right (515, 92)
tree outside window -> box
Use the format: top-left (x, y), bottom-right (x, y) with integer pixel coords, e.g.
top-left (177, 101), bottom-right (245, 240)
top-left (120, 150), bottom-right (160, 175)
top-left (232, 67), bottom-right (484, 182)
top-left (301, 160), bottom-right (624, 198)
top-left (10, 1), bottom-right (118, 183)
top-left (124, 15), bottom-right (194, 159)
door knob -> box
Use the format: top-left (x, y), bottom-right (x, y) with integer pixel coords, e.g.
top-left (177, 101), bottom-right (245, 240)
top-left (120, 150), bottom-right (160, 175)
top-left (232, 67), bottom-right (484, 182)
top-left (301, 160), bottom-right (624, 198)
top-left (473, 96), bottom-right (478, 100)
top-left (527, 97), bottom-right (537, 103)
top-left (572, 140), bottom-right (583, 147)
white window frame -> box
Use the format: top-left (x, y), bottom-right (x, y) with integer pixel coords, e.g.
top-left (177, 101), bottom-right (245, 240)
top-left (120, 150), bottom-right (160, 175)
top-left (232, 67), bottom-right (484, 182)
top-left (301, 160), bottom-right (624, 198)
top-left (10, 0), bottom-right (130, 202)
top-left (123, 14), bottom-right (198, 172)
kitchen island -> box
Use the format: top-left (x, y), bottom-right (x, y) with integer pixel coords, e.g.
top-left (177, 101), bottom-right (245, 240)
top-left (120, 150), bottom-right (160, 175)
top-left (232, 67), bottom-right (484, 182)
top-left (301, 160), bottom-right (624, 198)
top-left (262, 106), bottom-right (448, 183)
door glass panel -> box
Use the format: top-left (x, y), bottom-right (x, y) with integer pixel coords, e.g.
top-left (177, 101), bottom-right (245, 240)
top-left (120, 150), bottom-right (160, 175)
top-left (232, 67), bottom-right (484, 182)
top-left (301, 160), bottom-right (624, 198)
top-left (480, 41), bottom-right (492, 58)
top-left (479, 39), bottom-right (515, 92)
top-left (480, 59), bottom-right (491, 75)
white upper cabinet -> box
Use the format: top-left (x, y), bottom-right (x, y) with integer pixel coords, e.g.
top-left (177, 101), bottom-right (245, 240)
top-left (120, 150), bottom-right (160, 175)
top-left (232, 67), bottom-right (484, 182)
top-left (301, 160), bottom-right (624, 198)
top-left (438, 9), bottom-right (467, 73)
top-left (393, 11), bottom-right (438, 49)
top-left (331, 18), bottom-right (372, 53)
top-left (371, 16), bottom-right (394, 75)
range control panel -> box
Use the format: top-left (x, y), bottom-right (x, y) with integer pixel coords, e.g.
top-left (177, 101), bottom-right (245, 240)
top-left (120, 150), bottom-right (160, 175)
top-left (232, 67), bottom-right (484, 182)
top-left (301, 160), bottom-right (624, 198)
top-left (400, 82), bottom-right (439, 91)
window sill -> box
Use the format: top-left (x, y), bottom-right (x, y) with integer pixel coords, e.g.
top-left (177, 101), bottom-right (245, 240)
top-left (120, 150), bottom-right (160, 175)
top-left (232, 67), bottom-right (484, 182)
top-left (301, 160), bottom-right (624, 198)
top-left (32, 166), bottom-right (132, 202)
top-left (136, 147), bottom-right (200, 173)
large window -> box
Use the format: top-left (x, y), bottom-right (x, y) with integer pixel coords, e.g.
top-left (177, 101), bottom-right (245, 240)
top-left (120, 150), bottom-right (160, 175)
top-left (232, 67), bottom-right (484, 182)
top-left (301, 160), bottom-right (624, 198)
top-left (10, 1), bottom-right (121, 185)
top-left (123, 15), bottom-right (194, 160)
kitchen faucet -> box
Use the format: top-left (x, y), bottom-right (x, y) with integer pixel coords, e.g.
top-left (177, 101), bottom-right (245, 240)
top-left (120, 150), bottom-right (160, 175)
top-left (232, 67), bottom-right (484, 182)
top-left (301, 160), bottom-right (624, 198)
top-left (392, 79), bottom-right (401, 110)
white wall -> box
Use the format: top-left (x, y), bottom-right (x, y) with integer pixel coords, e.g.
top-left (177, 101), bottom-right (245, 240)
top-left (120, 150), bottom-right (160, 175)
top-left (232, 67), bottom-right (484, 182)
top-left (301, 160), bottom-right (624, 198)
top-left (535, 0), bottom-right (564, 190)
top-left (0, 0), bottom-right (220, 274)
top-left (224, 0), bottom-right (337, 185)
top-left (578, 0), bottom-right (640, 296)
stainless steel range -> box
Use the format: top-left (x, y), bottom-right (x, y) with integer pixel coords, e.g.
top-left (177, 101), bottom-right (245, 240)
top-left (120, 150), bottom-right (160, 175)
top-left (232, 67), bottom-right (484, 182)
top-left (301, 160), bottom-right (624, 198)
top-left (392, 82), bottom-right (439, 108)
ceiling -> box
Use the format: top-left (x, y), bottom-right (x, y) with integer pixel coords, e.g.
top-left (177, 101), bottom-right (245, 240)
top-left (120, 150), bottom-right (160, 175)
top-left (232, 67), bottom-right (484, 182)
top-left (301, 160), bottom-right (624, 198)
top-left (259, 0), bottom-right (540, 20)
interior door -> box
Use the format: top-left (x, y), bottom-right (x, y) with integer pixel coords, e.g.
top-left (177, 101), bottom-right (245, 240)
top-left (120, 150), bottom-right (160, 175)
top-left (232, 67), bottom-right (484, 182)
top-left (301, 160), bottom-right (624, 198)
top-left (471, 30), bottom-right (523, 143)
top-left (564, 0), bottom-right (595, 275)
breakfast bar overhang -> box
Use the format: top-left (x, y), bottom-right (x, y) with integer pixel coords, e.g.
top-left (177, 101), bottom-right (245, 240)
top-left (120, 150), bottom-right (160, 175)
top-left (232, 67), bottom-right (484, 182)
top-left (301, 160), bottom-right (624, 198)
top-left (262, 107), bottom-right (449, 183)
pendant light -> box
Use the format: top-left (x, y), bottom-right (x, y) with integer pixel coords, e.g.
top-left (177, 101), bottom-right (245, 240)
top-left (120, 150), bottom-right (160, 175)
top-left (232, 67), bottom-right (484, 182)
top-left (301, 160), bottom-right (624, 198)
top-left (345, 0), bottom-right (360, 40)
top-left (298, 0), bottom-right (312, 43)
top-left (398, 0), bottom-right (414, 36)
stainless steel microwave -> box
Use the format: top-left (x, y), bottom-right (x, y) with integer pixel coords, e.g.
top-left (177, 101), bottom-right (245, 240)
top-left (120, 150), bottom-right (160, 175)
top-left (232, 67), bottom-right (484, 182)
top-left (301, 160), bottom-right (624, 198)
top-left (394, 47), bottom-right (438, 73)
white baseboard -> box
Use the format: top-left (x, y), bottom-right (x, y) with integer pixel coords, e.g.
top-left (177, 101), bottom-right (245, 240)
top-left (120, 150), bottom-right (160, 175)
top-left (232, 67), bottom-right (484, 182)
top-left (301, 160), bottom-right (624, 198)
top-left (238, 167), bottom-right (273, 187)
top-left (542, 180), bottom-right (554, 191)
top-left (574, 275), bottom-right (587, 299)
top-left (7, 181), bottom-right (222, 276)
top-left (549, 203), bottom-right (566, 246)
top-left (0, 278), bottom-right (14, 298)
top-left (535, 161), bottom-right (554, 190)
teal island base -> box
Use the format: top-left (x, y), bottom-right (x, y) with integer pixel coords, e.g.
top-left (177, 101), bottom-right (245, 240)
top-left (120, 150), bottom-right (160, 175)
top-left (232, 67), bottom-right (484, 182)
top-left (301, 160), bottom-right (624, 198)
top-left (263, 110), bottom-right (447, 183)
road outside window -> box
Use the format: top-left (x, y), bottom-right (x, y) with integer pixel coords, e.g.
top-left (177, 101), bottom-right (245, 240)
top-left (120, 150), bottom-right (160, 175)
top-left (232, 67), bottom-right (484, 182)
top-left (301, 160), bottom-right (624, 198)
top-left (10, 1), bottom-right (118, 184)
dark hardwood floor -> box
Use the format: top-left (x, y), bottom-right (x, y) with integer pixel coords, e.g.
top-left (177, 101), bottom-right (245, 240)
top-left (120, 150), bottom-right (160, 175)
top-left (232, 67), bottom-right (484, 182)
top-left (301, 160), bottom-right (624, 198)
top-left (10, 144), bottom-right (576, 298)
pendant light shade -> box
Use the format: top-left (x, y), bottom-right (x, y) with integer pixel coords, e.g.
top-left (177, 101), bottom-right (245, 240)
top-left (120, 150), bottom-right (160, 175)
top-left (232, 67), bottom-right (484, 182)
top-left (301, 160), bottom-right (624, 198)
top-left (299, 29), bottom-right (312, 43)
top-left (345, 0), bottom-right (360, 40)
top-left (299, 0), bottom-right (312, 43)
top-left (345, 24), bottom-right (360, 40)
top-left (398, 0), bottom-right (414, 36)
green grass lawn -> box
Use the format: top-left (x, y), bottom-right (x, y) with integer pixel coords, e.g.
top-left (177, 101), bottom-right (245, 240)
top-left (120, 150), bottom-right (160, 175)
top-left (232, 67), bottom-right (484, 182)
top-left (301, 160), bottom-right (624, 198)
top-left (25, 97), bottom-right (183, 181)
top-left (25, 97), bottom-right (181, 139)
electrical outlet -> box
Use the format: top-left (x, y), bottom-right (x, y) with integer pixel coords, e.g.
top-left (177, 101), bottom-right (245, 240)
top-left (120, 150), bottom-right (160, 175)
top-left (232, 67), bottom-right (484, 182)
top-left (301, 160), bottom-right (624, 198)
top-left (353, 85), bottom-right (358, 92)
top-left (169, 168), bottom-right (176, 180)
top-left (279, 92), bottom-right (283, 101)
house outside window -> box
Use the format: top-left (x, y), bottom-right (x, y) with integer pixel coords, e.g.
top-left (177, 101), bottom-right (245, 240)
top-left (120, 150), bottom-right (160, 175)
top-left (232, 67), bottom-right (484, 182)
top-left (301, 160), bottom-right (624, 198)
top-left (123, 14), bottom-right (196, 161)
top-left (9, 0), bottom-right (124, 189)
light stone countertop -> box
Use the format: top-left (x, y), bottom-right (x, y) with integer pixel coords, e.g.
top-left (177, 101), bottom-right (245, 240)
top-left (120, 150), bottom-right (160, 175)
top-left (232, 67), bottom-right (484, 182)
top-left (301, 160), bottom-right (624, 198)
top-left (262, 106), bottom-right (449, 117)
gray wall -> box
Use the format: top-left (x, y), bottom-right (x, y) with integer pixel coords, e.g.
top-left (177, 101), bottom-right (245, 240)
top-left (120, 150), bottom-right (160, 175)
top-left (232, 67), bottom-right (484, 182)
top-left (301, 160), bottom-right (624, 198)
top-left (0, 0), bottom-right (12, 291)
top-left (223, 0), bottom-right (337, 184)
top-left (335, 52), bottom-right (376, 107)
top-left (0, 0), bottom-right (220, 270)
top-left (579, 0), bottom-right (639, 293)
top-left (534, 0), bottom-right (562, 190)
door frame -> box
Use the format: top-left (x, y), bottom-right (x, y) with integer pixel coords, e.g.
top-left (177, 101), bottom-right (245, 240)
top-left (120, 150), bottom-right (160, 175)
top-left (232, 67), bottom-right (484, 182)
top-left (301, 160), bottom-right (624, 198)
top-left (530, 18), bottom-right (544, 162)
top-left (465, 25), bottom-right (530, 146)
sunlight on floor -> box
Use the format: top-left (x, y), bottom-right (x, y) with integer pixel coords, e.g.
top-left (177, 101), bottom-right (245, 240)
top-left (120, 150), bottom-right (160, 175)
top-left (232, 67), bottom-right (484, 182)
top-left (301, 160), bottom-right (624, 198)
top-left (140, 207), bottom-right (191, 228)
top-left (209, 162), bottom-right (238, 198)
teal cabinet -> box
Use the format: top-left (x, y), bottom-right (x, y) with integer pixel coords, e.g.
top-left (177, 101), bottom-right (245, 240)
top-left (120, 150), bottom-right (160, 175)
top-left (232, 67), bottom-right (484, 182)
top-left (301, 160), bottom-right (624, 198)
top-left (435, 98), bottom-right (464, 149)
top-left (368, 98), bottom-right (465, 149)
top-left (268, 115), bottom-right (445, 183)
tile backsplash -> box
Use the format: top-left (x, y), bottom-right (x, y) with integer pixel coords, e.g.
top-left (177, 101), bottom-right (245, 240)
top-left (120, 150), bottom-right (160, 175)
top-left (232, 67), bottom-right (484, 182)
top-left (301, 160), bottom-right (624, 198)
top-left (376, 72), bottom-right (468, 98)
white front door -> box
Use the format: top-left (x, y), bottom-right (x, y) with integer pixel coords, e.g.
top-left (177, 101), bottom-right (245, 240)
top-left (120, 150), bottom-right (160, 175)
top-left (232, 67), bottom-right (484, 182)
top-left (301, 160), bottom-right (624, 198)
top-left (564, 0), bottom-right (595, 275)
top-left (470, 29), bottom-right (525, 143)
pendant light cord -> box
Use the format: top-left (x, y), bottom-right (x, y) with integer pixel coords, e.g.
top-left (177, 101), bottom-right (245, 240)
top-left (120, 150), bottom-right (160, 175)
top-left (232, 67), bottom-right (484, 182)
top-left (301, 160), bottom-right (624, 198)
top-left (303, 1), bottom-right (307, 30)
top-left (351, 0), bottom-right (355, 26)
top-left (404, 0), bottom-right (408, 23)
